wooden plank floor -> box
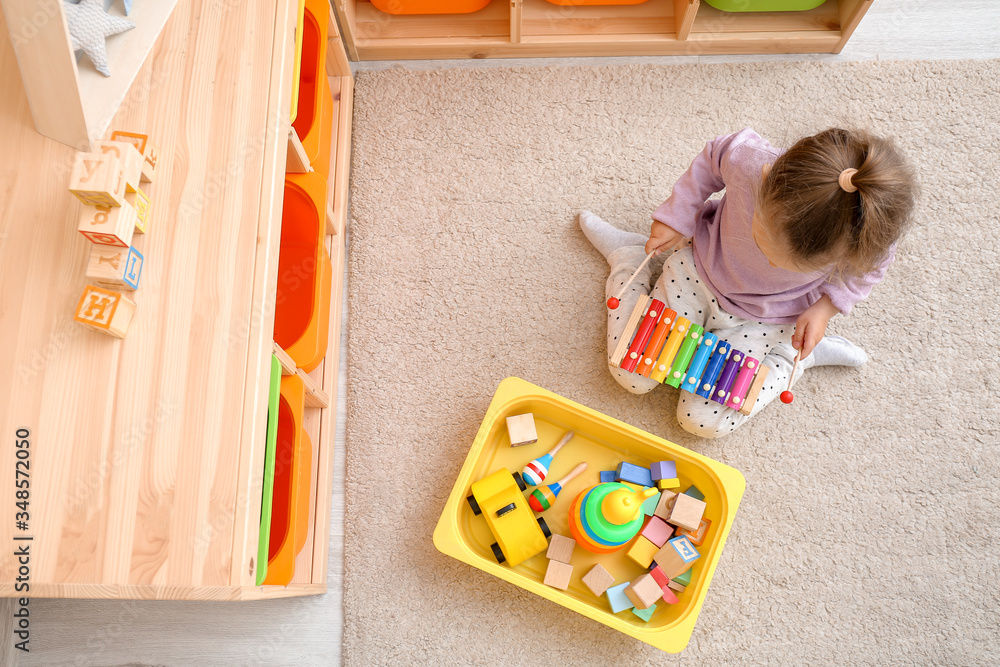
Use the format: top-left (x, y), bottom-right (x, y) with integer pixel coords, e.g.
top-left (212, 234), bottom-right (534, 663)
top-left (10, 0), bottom-right (1000, 664)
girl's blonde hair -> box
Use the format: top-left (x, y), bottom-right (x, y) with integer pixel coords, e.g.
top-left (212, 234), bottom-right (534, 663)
top-left (757, 128), bottom-right (917, 277)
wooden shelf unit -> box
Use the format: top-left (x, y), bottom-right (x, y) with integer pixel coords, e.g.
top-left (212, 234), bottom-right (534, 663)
top-left (333, 0), bottom-right (873, 60)
top-left (0, 0), bottom-right (353, 600)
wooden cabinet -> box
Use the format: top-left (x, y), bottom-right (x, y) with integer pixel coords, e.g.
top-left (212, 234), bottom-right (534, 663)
top-left (333, 0), bottom-right (873, 60)
top-left (0, 0), bottom-right (352, 600)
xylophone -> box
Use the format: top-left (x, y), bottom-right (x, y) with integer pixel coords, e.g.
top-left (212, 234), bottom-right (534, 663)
top-left (609, 297), bottom-right (775, 415)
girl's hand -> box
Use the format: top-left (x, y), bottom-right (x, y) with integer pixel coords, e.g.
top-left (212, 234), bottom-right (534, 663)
top-left (646, 221), bottom-right (685, 255)
top-left (792, 295), bottom-right (841, 359)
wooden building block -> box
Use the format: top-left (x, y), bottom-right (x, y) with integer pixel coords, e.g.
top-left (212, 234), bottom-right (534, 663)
top-left (69, 152), bottom-right (126, 208)
top-left (85, 245), bottom-right (144, 290)
top-left (599, 470), bottom-right (616, 483)
top-left (73, 285), bottom-right (136, 338)
top-left (739, 363), bottom-right (771, 415)
top-left (506, 413), bottom-right (537, 446)
top-left (650, 460), bottom-right (676, 481)
top-left (667, 492), bottom-right (707, 532)
top-left (126, 187), bottom-right (150, 234)
top-left (95, 140), bottom-right (144, 192)
top-left (543, 559), bottom-right (573, 590)
top-left (667, 579), bottom-right (686, 593)
top-left (582, 564), bottom-right (614, 597)
top-left (683, 485), bottom-right (706, 501)
top-left (626, 535), bottom-right (658, 569)
top-left (642, 490), bottom-right (660, 516)
top-left (78, 200), bottom-right (137, 248)
top-left (640, 515), bottom-right (673, 548)
top-left (675, 517), bottom-right (712, 546)
top-left (624, 573), bottom-right (662, 610)
top-left (653, 536), bottom-right (700, 579)
top-left (605, 582), bottom-right (633, 614)
top-left (615, 462), bottom-right (653, 487)
top-left (657, 477), bottom-right (680, 491)
top-left (632, 603), bottom-right (657, 622)
top-left (546, 534), bottom-right (576, 564)
top-left (110, 130), bottom-right (159, 182)
top-left (653, 490), bottom-right (678, 521)
top-left (674, 568), bottom-right (693, 587)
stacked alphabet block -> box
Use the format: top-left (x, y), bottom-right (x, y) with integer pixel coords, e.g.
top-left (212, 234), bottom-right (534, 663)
top-left (71, 131), bottom-right (159, 338)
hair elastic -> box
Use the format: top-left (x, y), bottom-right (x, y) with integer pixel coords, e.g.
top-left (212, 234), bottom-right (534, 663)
top-left (839, 168), bottom-right (859, 193)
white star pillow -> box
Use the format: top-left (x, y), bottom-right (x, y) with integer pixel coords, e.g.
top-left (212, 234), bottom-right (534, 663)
top-left (64, 0), bottom-right (135, 77)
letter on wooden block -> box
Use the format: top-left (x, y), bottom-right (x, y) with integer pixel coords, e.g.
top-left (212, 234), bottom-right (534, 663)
top-left (653, 536), bottom-right (700, 579)
top-left (653, 491), bottom-right (677, 521)
top-left (69, 152), bottom-right (126, 208)
top-left (86, 245), bottom-right (143, 290)
top-left (78, 200), bottom-right (137, 247)
top-left (675, 517), bottom-right (712, 546)
top-left (74, 285), bottom-right (136, 338)
top-left (95, 140), bottom-right (144, 192)
top-left (110, 130), bottom-right (159, 182)
top-left (126, 187), bottom-right (150, 234)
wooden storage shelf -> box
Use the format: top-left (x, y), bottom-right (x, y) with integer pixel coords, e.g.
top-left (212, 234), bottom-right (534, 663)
top-left (334, 0), bottom-right (873, 59)
top-left (0, 0), bottom-right (353, 600)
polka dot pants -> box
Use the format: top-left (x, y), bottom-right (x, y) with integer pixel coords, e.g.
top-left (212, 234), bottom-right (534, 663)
top-left (605, 245), bottom-right (804, 438)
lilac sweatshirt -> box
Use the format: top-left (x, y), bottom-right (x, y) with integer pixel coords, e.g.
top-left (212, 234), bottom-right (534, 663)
top-left (652, 128), bottom-right (893, 324)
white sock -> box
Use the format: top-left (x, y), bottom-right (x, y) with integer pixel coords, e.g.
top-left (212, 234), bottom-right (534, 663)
top-left (807, 336), bottom-right (868, 368)
top-left (579, 210), bottom-right (648, 261)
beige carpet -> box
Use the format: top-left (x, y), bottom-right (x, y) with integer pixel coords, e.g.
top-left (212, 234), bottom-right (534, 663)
top-left (344, 60), bottom-right (1000, 664)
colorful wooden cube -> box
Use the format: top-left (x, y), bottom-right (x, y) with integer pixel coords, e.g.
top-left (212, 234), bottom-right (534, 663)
top-left (640, 515), bottom-right (673, 548)
top-left (615, 462), bottom-right (653, 487)
top-left (649, 566), bottom-right (680, 603)
top-left (667, 579), bottom-right (686, 593)
top-left (582, 564), bottom-right (614, 596)
top-left (546, 534), bottom-right (576, 564)
top-left (78, 200), bottom-right (136, 247)
top-left (605, 582), bottom-right (633, 613)
top-left (683, 485), bottom-right (705, 501)
top-left (624, 573), bottom-right (662, 610)
top-left (110, 130), bottom-right (159, 183)
top-left (126, 187), bottom-right (150, 234)
top-left (653, 536), bottom-right (700, 579)
top-left (95, 140), bottom-right (144, 192)
top-left (650, 460), bottom-right (677, 481)
top-left (505, 413), bottom-right (537, 446)
top-left (667, 492), bottom-right (707, 532)
top-left (85, 245), bottom-right (143, 290)
top-left (599, 470), bottom-right (616, 484)
top-left (73, 285), bottom-right (136, 338)
top-left (626, 535), bottom-right (659, 569)
top-left (675, 517), bottom-right (712, 546)
top-left (657, 477), bottom-right (680, 491)
top-left (632, 603), bottom-right (657, 622)
top-left (642, 490), bottom-right (661, 517)
top-left (543, 559), bottom-right (573, 590)
top-left (653, 490), bottom-right (678, 521)
top-left (69, 152), bottom-right (126, 208)
top-left (674, 568), bottom-right (693, 587)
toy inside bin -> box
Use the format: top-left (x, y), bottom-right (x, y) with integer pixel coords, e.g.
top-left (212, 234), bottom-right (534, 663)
top-left (433, 377), bottom-right (746, 653)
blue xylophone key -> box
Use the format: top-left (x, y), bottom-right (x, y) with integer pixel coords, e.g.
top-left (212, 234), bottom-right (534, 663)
top-left (711, 349), bottom-right (745, 405)
top-left (695, 340), bottom-right (731, 399)
top-left (681, 332), bottom-right (718, 394)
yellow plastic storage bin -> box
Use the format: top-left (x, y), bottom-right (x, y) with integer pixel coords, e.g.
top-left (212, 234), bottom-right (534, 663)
top-left (433, 377), bottom-right (746, 653)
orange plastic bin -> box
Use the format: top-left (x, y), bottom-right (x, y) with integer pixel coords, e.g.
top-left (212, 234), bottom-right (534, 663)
top-left (292, 0), bottom-right (332, 168)
top-left (264, 374), bottom-right (313, 586)
top-left (371, 0), bottom-right (492, 15)
top-left (274, 171), bottom-right (332, 372)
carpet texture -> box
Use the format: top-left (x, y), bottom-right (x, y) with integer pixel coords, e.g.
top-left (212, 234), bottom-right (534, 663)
top-left (344, 60), bottom-right (1000, 664)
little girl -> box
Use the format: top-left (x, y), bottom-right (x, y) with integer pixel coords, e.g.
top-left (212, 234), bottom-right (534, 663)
top-left (581, 128), bottom-right (916, 438)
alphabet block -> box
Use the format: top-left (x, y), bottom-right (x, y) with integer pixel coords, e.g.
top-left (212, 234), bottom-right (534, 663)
top-left (582, 564), bottom-right (614, 596)
top-left (674, 517), bottom-right (712, 546)
top-left (110, 130), bottom-right (159, 182)
top-left (546, 534), bottom-right (576, 564)
top-left (74, 285), bottom-right (136, 338)
top-left (653, 536), bottom-right (700, 579)
top-left (78, 200), bottom-right (137, 248)
top-left (85, 245), bottom-right (143, 290)
top-left (126, 187), bottom-right (150, 234)
top-left (94, 140), bottom-right (143, 192)
top-left (543, 559), bottom-right (573, 590)
top-left (624, 573), bottom-right (662, 610)
top-left (69, 152), bottom-right (126, 208)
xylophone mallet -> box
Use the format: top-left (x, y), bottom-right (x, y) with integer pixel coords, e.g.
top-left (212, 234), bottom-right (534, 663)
top-left (607, 250), bottom-right (660, 310)
top-left (780, 350), bottom-right (801, 404)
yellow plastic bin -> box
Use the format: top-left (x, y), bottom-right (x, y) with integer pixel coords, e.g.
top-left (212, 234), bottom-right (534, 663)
top-left (433, 377), bottom-right (746, 653)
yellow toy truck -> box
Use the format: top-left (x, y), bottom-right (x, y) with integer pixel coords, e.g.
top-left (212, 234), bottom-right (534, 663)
top-left (467, 468), bottom-right (550, 567)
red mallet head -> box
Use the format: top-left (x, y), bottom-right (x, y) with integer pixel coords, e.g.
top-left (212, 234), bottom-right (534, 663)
top-left (607, 296), bottom-right (620, 309)
top-left (779, 390), bottom-right (794, 404)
